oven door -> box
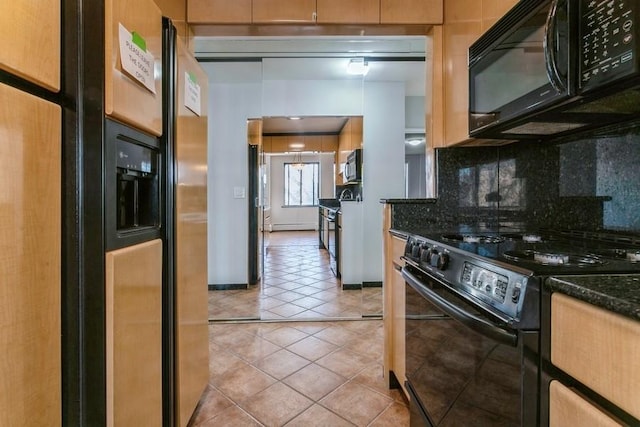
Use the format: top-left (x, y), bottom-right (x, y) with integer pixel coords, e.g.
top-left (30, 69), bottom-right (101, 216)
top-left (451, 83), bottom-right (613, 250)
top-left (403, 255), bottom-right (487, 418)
top-left (402, 266), bottom-right (538, 427)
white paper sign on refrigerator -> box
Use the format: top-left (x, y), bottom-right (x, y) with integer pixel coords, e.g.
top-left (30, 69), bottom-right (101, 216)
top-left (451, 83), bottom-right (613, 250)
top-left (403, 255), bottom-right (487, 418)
top-left (118, 23), bottom-right (156, 94)
top-left (184, 71), bottom-right (202, 116)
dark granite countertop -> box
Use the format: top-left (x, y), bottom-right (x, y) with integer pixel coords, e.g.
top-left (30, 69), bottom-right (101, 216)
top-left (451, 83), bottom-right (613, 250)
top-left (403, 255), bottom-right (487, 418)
top-left (379, 198), bottom-right (438, 204)
top-left (546, 275), bottom-right (640, 322)
top-left (318, 199), bottom-right (340, 210)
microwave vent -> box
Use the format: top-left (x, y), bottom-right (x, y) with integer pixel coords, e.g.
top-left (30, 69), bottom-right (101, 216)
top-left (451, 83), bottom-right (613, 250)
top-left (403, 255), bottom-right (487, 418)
top-left (502, 122), bottom-right (588, 136)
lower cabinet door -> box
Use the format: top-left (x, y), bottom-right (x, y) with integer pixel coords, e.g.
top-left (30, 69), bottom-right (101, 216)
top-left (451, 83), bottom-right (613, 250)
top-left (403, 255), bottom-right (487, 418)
top-left (106, 239), bottom-right (163, 427)
top-left (0, 82), bottom-right (61, 426)
top-left (549, 381), bottom-right (623, 427)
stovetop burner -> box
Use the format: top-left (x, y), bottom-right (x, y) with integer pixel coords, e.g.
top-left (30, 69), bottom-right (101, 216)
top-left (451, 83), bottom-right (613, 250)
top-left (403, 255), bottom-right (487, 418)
top-left (503, 250), bottom-right (604, 267)
top-left (502, 233), bottom-right (546, 243)
top-left (441, 234), bottom-right (506, 244)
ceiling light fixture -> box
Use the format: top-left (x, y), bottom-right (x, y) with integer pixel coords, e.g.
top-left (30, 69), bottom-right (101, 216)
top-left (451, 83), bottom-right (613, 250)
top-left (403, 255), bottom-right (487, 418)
top-left (288, 116), bottom-right (302, 120)
top-left (292, 152), bottom-right (305, 170)
top-left (346, 58), bottom-right (369, 76)
top-left (406, 138), bottom-right (425, 146)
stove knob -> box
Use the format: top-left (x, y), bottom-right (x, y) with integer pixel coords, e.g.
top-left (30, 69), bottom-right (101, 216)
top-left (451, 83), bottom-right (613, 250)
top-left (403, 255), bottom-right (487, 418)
top-left (411, 243), bottom-right (421, 258)
top-left (404, 240), bottom-right (413, 256)
top-left (420, 246), bottom-right (432, 263)
top-left (437, 252), bottom-right (450, 271)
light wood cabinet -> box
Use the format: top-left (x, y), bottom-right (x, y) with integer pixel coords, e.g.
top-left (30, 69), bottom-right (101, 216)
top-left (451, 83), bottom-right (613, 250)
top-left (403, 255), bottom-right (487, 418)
top-left (316, 0), bottom-right (380, 24)
top-left (105, 0), bottom-right (163, 136)
top-left (429, 0), bottom-right (517, 147)
top-left (481, 0), bottom-right (517, 31)
top-left (380, 0), bottom-right (443, 24)
top-left (350, 116), bottom-right (363, 150)
top-left (549, 381), bottom-right (623, 427)
top-left (253, 0), bottom-right (317, 23)
top-left (106, 239), bottom-right (163, 427)
top-left (303, 135), bottom-right (323, 152)
top-left (248, 118), bottom-right (263, 146)
top-left (321, 134), bottom-right (339, 152)
top-left (0, 0), bottom-right (60, 91)
top-left (188, 0), bottom-right (252, 23)
top-left (0, 83), bottom-right (61, 427)
top-left (382, 204), bottom-right (408, 399)
top-left (551, 293), bottom-right (640, 421)
top-left (175, 38), bottom-right (210, 427)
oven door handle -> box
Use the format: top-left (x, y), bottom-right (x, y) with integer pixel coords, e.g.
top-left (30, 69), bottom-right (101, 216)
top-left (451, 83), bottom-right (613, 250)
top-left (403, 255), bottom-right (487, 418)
top-left (402, 267), bottom-right (518, 347)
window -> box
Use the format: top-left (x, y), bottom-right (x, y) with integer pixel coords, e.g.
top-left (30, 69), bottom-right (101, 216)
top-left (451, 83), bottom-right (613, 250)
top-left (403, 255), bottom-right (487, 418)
top-left (284, 162), bottom-right (319, 206)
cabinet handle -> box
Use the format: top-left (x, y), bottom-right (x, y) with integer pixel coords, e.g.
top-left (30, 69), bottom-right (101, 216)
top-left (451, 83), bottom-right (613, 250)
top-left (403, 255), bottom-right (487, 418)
top-left (312, 12), bottom-right (317, 22)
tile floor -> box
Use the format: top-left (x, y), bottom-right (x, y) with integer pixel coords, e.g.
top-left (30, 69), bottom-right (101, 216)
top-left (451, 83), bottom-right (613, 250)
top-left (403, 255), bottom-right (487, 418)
top-left (195, 231), bottom-right (407, 426)
top-left (208, 231), bottom-right (383, 321)
top-left (190, 319), bottom-right (409, 426)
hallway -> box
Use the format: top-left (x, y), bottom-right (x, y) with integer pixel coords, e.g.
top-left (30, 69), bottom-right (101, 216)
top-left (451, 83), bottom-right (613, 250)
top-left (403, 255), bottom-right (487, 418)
top-left (195, 232), bottom-right (407, 426)
top-left (208, 231), bottom-right (383, 321)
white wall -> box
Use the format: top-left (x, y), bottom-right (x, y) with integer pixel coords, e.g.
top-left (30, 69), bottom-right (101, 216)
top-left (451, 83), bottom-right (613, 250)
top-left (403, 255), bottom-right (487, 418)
top-left (204, 62), bottom-right (262, 285)
top-left (204, 64), bottom-right (405, 285)
top-left (361, 81), bottom-right (406, 282)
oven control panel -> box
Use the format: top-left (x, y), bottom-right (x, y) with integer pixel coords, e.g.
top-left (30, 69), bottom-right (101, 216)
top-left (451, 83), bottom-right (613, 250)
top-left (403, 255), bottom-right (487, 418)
top-left (461, 262), bottom-right (509, 303)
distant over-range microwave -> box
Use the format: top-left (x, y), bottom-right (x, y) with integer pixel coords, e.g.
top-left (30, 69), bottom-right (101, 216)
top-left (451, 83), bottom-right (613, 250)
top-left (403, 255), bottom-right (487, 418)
top-left (469, 0), bottom-right (640, 140)
top-left (344, 148), bottom-right (362, 184)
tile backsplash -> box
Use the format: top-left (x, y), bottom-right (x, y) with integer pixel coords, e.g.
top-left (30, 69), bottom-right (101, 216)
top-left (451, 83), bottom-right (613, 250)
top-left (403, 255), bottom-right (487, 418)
top-left (433, 122), bottom-right (640, 233)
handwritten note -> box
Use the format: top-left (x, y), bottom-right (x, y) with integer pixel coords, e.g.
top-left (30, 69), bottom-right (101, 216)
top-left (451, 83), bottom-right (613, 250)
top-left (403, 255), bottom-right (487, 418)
top-left (118, 23), bottom-right (156, 94)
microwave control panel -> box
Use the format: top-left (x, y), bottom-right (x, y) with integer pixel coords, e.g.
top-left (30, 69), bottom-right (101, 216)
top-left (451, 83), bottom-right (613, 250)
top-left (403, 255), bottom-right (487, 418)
top-left (580, 0), bottom-right (637, 90)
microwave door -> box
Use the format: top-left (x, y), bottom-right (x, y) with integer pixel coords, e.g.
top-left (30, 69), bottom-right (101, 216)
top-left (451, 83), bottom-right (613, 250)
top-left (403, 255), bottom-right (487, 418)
top-left (469, 0), bottom-right (572, 136)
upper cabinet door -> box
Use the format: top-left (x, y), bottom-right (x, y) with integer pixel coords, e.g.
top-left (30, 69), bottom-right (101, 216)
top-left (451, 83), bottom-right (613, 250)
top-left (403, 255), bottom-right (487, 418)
top-left (316, 0), bottom-right (380, 24)
top-left (0, 1), bottom-right (60, 91)
top-left (253, 0), bottom-right (317, 23)
top-left (105, 0), bottom-right (163, 136)
top-left (380, 0), bottom-right (443, 24)
top-left (481, 0), bottom-right (518, 31)
top-left (188, 0), bottom-right (252, 23)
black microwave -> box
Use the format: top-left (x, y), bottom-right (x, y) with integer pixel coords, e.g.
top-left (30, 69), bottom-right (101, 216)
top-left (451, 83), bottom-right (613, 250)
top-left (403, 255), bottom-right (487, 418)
top-left (344, 148), bottom-right (362, 183)
top-left (469, 0), bottom-right (640, 140)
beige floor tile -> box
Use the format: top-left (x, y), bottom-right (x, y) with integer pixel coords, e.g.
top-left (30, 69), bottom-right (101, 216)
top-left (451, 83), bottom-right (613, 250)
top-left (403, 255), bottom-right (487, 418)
top-left (211, 364), bottom-right (277, 402)
top-left (316, 348), bottom-right (375, 379)
top-left (241, 382), bottom-right (313, 426)
top-left (283, 363), bottom-right (348, 401)
top-left (273, 291), bottom-right (307, 303)
top-left (267, 302), bottom-right (308, 318)
top-left (255, 349), bottom-right (310, 380)
top-left (196, 405), bottom-right (262, 427)
top-left (188, 385), bottom-right (235, 425)
top-left (313, 325), bottom-right (359, 346)
top-left (319, 381), bottom-right (393, 426)
top-left (284, 404), bottom-right (356, 427)
top-left (227, 336), bottom-right (282, 363)
top-left (262, 326), bottom-right (309, 347)
top-left (290, 295), bottom-right (326, 309)
top-left (287, 336), bottom-right (339, 361)
top-left (208, 350), bottom-right (251, 379)
top-left (369, 402), bottom-right (411, 427)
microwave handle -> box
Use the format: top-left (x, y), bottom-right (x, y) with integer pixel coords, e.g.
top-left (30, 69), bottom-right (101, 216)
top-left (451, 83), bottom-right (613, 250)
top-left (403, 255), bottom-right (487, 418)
top-left (544, 0), bottom-right (566, 93)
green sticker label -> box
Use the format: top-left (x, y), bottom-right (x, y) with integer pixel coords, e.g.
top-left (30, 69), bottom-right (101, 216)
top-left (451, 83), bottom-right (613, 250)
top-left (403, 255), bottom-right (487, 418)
top-left (188, 71), bottom-right (197, 84)
top-left (132, 32), bottom-right (147, 52)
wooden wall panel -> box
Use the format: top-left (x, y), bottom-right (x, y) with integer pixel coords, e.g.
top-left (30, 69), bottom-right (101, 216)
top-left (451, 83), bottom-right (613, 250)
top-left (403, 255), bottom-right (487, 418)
top-left (380, 0), bottom-right (443, 24)
top-left (0, 83), bottom-right (61, 427)
top-left (252, 0), bottom-right (317, 23)
top-left (106, 239), bottom-right (163, 427)
top-left (551, 293), bottom-right (640, 420)
top-left (0, 1), bottom-right (60, 91)
top-left (105, 0), bottom-right (163, 135)
top-left (316, 0), bottom-right (380, 24)
top-left (188, 0), bottom-right (252, 23)
top-left (175, 38), bottom-right (210, 427)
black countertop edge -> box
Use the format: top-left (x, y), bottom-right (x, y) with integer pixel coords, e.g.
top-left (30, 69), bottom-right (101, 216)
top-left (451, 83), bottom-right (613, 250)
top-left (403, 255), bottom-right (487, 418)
top-left (379, 198), bottom-right (438, 204)
top-left (546, 275), bottom-right (640, 322)
top-left (389, 229), bottom-right (409, 239)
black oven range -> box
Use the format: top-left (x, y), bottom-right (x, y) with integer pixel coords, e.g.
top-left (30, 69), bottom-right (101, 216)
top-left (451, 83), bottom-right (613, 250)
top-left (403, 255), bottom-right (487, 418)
top-left (400, 226), bottom-right (640, 427)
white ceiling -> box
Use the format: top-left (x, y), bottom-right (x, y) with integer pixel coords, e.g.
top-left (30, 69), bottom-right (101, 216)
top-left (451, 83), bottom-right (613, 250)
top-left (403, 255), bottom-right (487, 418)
top-left (197, 36), bottom-right (428, 136)
top-left (196, 36), bottom-right (427, 96)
